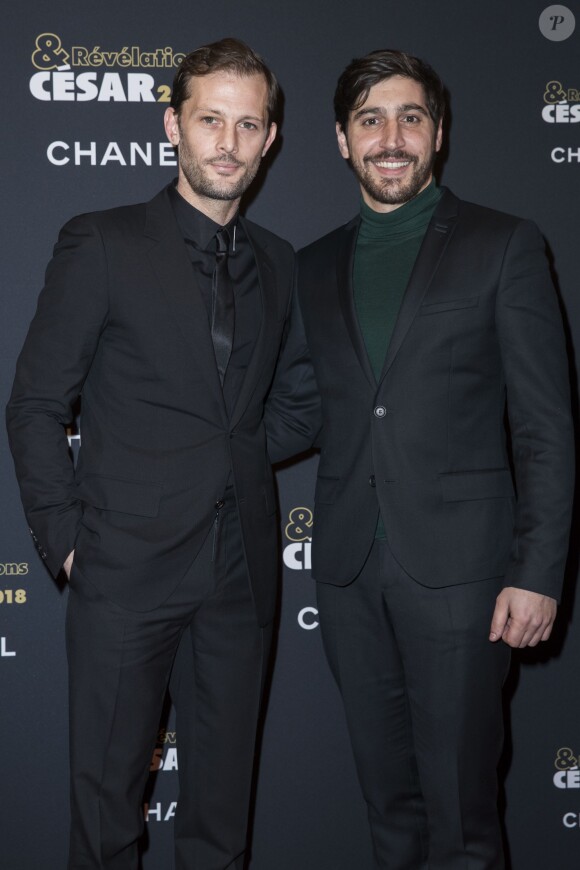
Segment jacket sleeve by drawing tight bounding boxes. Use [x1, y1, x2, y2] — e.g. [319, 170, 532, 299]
[5, 214, 109, 577]
[496, 218, 574, 601]
[264, 266, 321, 464]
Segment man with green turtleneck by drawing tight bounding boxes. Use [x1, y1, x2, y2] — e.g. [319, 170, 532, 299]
[298, 50, 573, 869]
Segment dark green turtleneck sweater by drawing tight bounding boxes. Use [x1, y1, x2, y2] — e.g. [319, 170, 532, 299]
[353, 180, 442, 538]
[354, 179, 442, 381]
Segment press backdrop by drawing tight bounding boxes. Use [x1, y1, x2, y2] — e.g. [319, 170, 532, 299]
[1, 2, 579, 868]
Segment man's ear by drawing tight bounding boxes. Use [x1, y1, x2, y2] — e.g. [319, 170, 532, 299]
[261, 122, 277, 157]
[164, 107, 180, 147]
[435, 119, 443, 154]
[336, 122, 350, 160]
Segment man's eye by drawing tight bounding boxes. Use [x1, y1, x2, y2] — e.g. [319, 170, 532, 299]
[240, 122, 258, 130]
[201, 116, 218, 125]
[402, 115, 419, 123]
[362, 117, 379, 126]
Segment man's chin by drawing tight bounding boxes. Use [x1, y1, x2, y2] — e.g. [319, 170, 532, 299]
[195, 181, 246, 202]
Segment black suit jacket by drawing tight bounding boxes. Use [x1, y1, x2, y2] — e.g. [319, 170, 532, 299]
[7, 185, 319, 625]
[298, 188, 574, 601]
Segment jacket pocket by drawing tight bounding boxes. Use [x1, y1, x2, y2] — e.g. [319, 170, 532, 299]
[420, 296, 479, 315]
[440, 468, 514, 502]
[75, 474, 162, 517]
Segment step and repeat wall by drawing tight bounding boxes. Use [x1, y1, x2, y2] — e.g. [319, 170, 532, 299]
[1, 2, 579, 868]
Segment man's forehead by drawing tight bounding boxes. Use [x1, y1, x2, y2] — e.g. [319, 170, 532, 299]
[186, 70, 267, 96]
[355, 75, 428, 110]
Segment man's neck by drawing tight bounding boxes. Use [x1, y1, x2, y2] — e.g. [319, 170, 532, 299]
[175, 178, 239, 226]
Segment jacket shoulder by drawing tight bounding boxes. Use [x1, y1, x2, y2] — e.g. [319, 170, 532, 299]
[60, 200, 148, 240]
[299, 217, 358, 261]
[442, 189, 534, 235]
[242, 218, 294, 259]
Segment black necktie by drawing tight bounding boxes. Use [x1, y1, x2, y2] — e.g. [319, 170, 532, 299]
[211, 228, 235, 386]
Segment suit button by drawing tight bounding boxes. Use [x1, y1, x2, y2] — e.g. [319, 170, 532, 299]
[215, 499, 225, 510]
[374, 406, 387, 418]
[369, 475, 376, 487]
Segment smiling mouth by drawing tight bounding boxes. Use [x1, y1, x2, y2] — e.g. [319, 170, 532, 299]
[365, 151, 416, 171]
[373, 160, 411, 169]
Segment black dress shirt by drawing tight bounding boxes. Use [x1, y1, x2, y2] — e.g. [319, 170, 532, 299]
[169, 184, 262, 414]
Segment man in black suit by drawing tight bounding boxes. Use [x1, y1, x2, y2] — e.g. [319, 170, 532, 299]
[6, 38, 318, 870]
[298, 49, 574, 869]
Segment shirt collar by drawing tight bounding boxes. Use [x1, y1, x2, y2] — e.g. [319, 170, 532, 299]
[169, 182, 238, 252]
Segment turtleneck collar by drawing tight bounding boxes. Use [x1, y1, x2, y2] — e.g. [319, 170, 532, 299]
[358, 179, 442, 242]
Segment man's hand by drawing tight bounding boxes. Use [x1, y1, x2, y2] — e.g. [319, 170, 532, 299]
[489, 586, 557, 648]
[63, 550, 75, 580]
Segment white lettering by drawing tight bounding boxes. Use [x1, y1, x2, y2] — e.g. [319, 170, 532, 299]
[1, 638, 16, 657]
[283, 542, 312, 570]
[76, 72, 99, 102]
[144, 802, 162, 821]
[47, 141, 176, 168]
[127, 73, 156, 102]
[298, 606, 319, 630]
[101, 142, 126, 165]
[98, 72, 126, 102]
[29, 71, 157, 102]
[52, 71, 76, 101]
[555, 771, 567, 788]
[553, 146, 580, 162]
[160, 143, 177, 166]
[150, 746, 179, 771]
[130, 142, 152, 165]
[554, 770, 580, 789]
[542, 103, 580, 123]
[75, 142, 97, 165]
[47, 141, 69, 165]
[144, 801, 178, 821]
[563, 812, 578, 828]
[29, 71, 51, 100]
[162, 747, 178, 771]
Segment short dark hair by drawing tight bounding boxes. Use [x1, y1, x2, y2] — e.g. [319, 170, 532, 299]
[334, 49, 445, 131]
[170, 37, 279, 124]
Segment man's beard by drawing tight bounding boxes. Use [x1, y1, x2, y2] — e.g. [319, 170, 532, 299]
[178, 141, 260, 203]
[353, 148, 436, 206]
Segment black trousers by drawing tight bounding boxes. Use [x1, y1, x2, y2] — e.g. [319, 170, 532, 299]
[66, 500, 268, 870]
[317, 538, 511, 870]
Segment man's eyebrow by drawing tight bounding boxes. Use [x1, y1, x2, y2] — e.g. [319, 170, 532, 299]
[195, 105, 225, 116]
[399, 103, 429, 116]
[195, 106, 265, 123]
[352, 103, 429, 120]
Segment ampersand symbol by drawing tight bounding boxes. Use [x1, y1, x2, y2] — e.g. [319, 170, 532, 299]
[544, 80, 567, 104]
[285, 507, 313, 542]
[32, 33, 69, 70]
[555, 747, 577, 771]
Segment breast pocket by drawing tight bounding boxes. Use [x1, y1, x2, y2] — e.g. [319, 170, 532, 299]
[419, 296, 479, 315]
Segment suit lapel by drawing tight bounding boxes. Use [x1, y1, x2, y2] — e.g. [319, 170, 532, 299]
[337, 216, 376, 389]
[144, 187, 228, 421]
[379, 188, 459, 380]
[229, 217, 279, 428]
